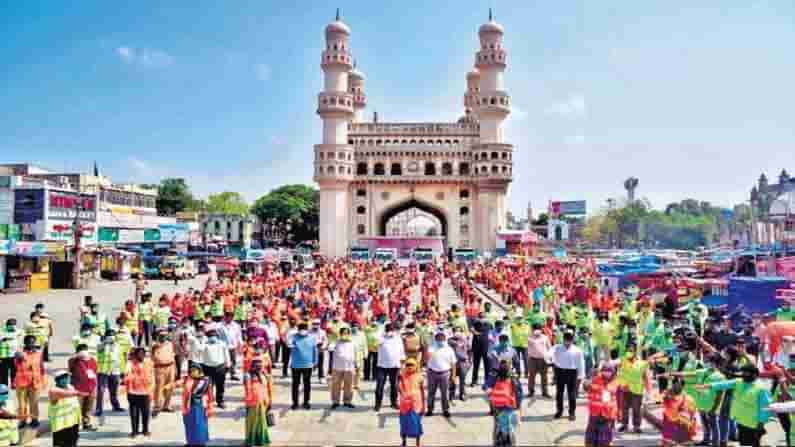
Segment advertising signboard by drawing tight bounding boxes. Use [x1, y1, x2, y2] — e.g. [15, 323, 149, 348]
[145, 229, 161, 242]
[549, 200, 587, 217]
[118, 229, 146, 243]
[158, 224, 189, 242]
[98, 228, 119, 243]
[41, 221, 96, 245]
[48, 191, 96, 221]
[14, 189, 45, 223]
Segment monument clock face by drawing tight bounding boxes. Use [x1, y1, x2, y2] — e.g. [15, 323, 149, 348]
[407, 161, 419, 173]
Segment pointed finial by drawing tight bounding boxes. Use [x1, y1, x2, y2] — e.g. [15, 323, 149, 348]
[336, 8, 340, 21]
[353, 59, 357, 69]
[489, 8, 493, 21]
[93, 161, 99, 177]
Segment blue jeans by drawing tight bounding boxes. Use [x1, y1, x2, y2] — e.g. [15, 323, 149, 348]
[700, 411, 719, 446]
[95, 373, 121, 415]
[719, 392, 737, 443]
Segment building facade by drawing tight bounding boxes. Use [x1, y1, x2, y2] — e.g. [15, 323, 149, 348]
[199, 213, 257, 253]
[314, 12, 513, 258]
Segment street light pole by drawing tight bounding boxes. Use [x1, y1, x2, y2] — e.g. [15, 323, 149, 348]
[72, 202, 84, 289]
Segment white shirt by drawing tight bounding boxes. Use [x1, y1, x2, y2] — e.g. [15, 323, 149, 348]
[377, 334, 405, 369]
[262, 322, 278, 347]
[310, 329, 328, 350]
[550, 344, 586, 380]
[187, 334, 205, 364]
[426, 343, 456, 372]
[202, 340, 230, 367]
[222, 322, 243, 350]
[332, 340, 356, 371]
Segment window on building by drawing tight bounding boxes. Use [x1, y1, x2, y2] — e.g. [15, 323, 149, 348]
[390, 163, 402, 175]
[442, 162, 453, 175]
[459, 163, 470, 175]
[374, 163, 385, 175]
[356, 162, 367, 175]
[491, 152, 499, 160]
[460, 189, 470, 199]
[424, 162, 436, 176]
[356, 206, 366, 215]
[356, 189, 366, 197]
[491, 165, 499, 174]
[357, 224, 366, 235]
[460, 206, 470, 216]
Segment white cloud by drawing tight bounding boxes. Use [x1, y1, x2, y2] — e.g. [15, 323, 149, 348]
[255, 63, 272, 81]
[116, 46, 175, 68]
[564, 134, 586, 145]
[545, 93, 586, 118]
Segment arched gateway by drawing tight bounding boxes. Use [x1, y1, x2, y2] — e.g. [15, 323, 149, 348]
[314, 12, 513, 258]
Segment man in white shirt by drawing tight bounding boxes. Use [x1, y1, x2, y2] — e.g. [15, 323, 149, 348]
[221, 314, 243, 381]
[202, 329, 231, 408]
[425, 331, 457, 418]
[550, 331, 585, 421]
[261, 315, 279, 365]
[375, 323, 405, 411]
[310, 320, 329, 384]
[330, 326, 356, 409]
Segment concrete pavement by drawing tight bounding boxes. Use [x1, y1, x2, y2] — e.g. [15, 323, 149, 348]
[3, 275, 785, 446]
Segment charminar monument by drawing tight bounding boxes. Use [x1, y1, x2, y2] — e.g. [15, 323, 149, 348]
[314, 10, 513, 258]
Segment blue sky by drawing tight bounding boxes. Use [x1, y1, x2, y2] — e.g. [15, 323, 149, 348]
[2, 1, 794, 215]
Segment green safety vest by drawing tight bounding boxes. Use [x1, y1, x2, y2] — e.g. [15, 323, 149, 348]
[153, 306, 171, 328]
[24, 323, 48, 347]
[511, 323, 530, 348]
[592, 321, 613, 348]
[693, 369, 724, 413]
[364, 327, 380, 352]
[234, 302, 251, 321]
[731, 382, 768, 429]
[0, 418, 18, 447]
[138, 303, 153, 322]
[620, 360, 648, 395]
[210, 300, 224, 318]
[0, 329, 19, 359]
[451, 316, 468, 334]
[48, 395, 81, 433]
[194, 303, 207, 320]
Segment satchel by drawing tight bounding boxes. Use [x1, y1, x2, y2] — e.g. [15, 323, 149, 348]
[266, 410, 276, 427]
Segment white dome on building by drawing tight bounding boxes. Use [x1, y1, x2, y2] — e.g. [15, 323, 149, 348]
[326, 20, 351, 36]
[466, 69, 481, 80]
[349, 67, 365, 81]
[479, 20, 504, 35]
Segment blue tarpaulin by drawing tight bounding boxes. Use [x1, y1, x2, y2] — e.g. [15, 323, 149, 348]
[726, 276, 790, 314]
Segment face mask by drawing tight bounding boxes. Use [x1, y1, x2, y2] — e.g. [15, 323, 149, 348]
[6, 325, 14, 332]
[298, 330, 308, 336]
[533, 330, 542, 336]
[208, 336, 218, 343]
[55, 377, 70, 388]
[81, 330, 91, 337]
[340, 335, 352, 342]
[0, 394, 7, 405]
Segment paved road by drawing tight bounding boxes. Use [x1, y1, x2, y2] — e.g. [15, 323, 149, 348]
[3, 276, 785, 446]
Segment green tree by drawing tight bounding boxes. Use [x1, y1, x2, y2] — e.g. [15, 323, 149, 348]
[156, 178, 196, 215]
[251, 185, 319, 243]
[206, 191, 249, 215]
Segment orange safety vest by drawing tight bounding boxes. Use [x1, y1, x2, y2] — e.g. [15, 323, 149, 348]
[14, 351, 44, 390]
[182, 377, 214, 417]
[490, 379, 517, 409]
[398, 372, 423, 414]
[125, 359, 153, 395]
[587, 376, 618, 420]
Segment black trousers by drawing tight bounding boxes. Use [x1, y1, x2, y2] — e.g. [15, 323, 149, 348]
[128, 394, 151, 434]
[471, 348, 488, 384]
[282, 345, 292, 377]
[52, 425, 79, 447]
[514, 347, 529, 377]
[364, 352, 378, 381]
[554, 367, 577, 416]
[375, 367, 399, 408]
[291, 367, 312, 406]
[202, 364, 227, 405]
[0, 357, 15, 387]
[317, 351, 326, 379]
[737, 423, 763, 447]
[137, 321, 152, 347]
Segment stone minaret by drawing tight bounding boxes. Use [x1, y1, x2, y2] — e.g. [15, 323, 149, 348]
[314, 10, 355, 257]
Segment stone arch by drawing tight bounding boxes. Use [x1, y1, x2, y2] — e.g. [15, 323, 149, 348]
[377, 198, 448, 238]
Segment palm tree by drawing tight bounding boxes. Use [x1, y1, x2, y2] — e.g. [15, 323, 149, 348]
[624, 177, 639, 203]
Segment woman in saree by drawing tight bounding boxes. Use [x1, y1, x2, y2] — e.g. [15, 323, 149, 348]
[182, 363, 213, 446]
[244, 358, 273, 447]
[398, 358, 426, 447]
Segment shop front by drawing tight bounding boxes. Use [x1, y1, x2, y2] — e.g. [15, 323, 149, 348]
[496, 230, 539, 257]
[2, 241, 65, 293]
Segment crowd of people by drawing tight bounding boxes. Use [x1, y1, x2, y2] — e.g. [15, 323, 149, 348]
[0, 256, 795, 446]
